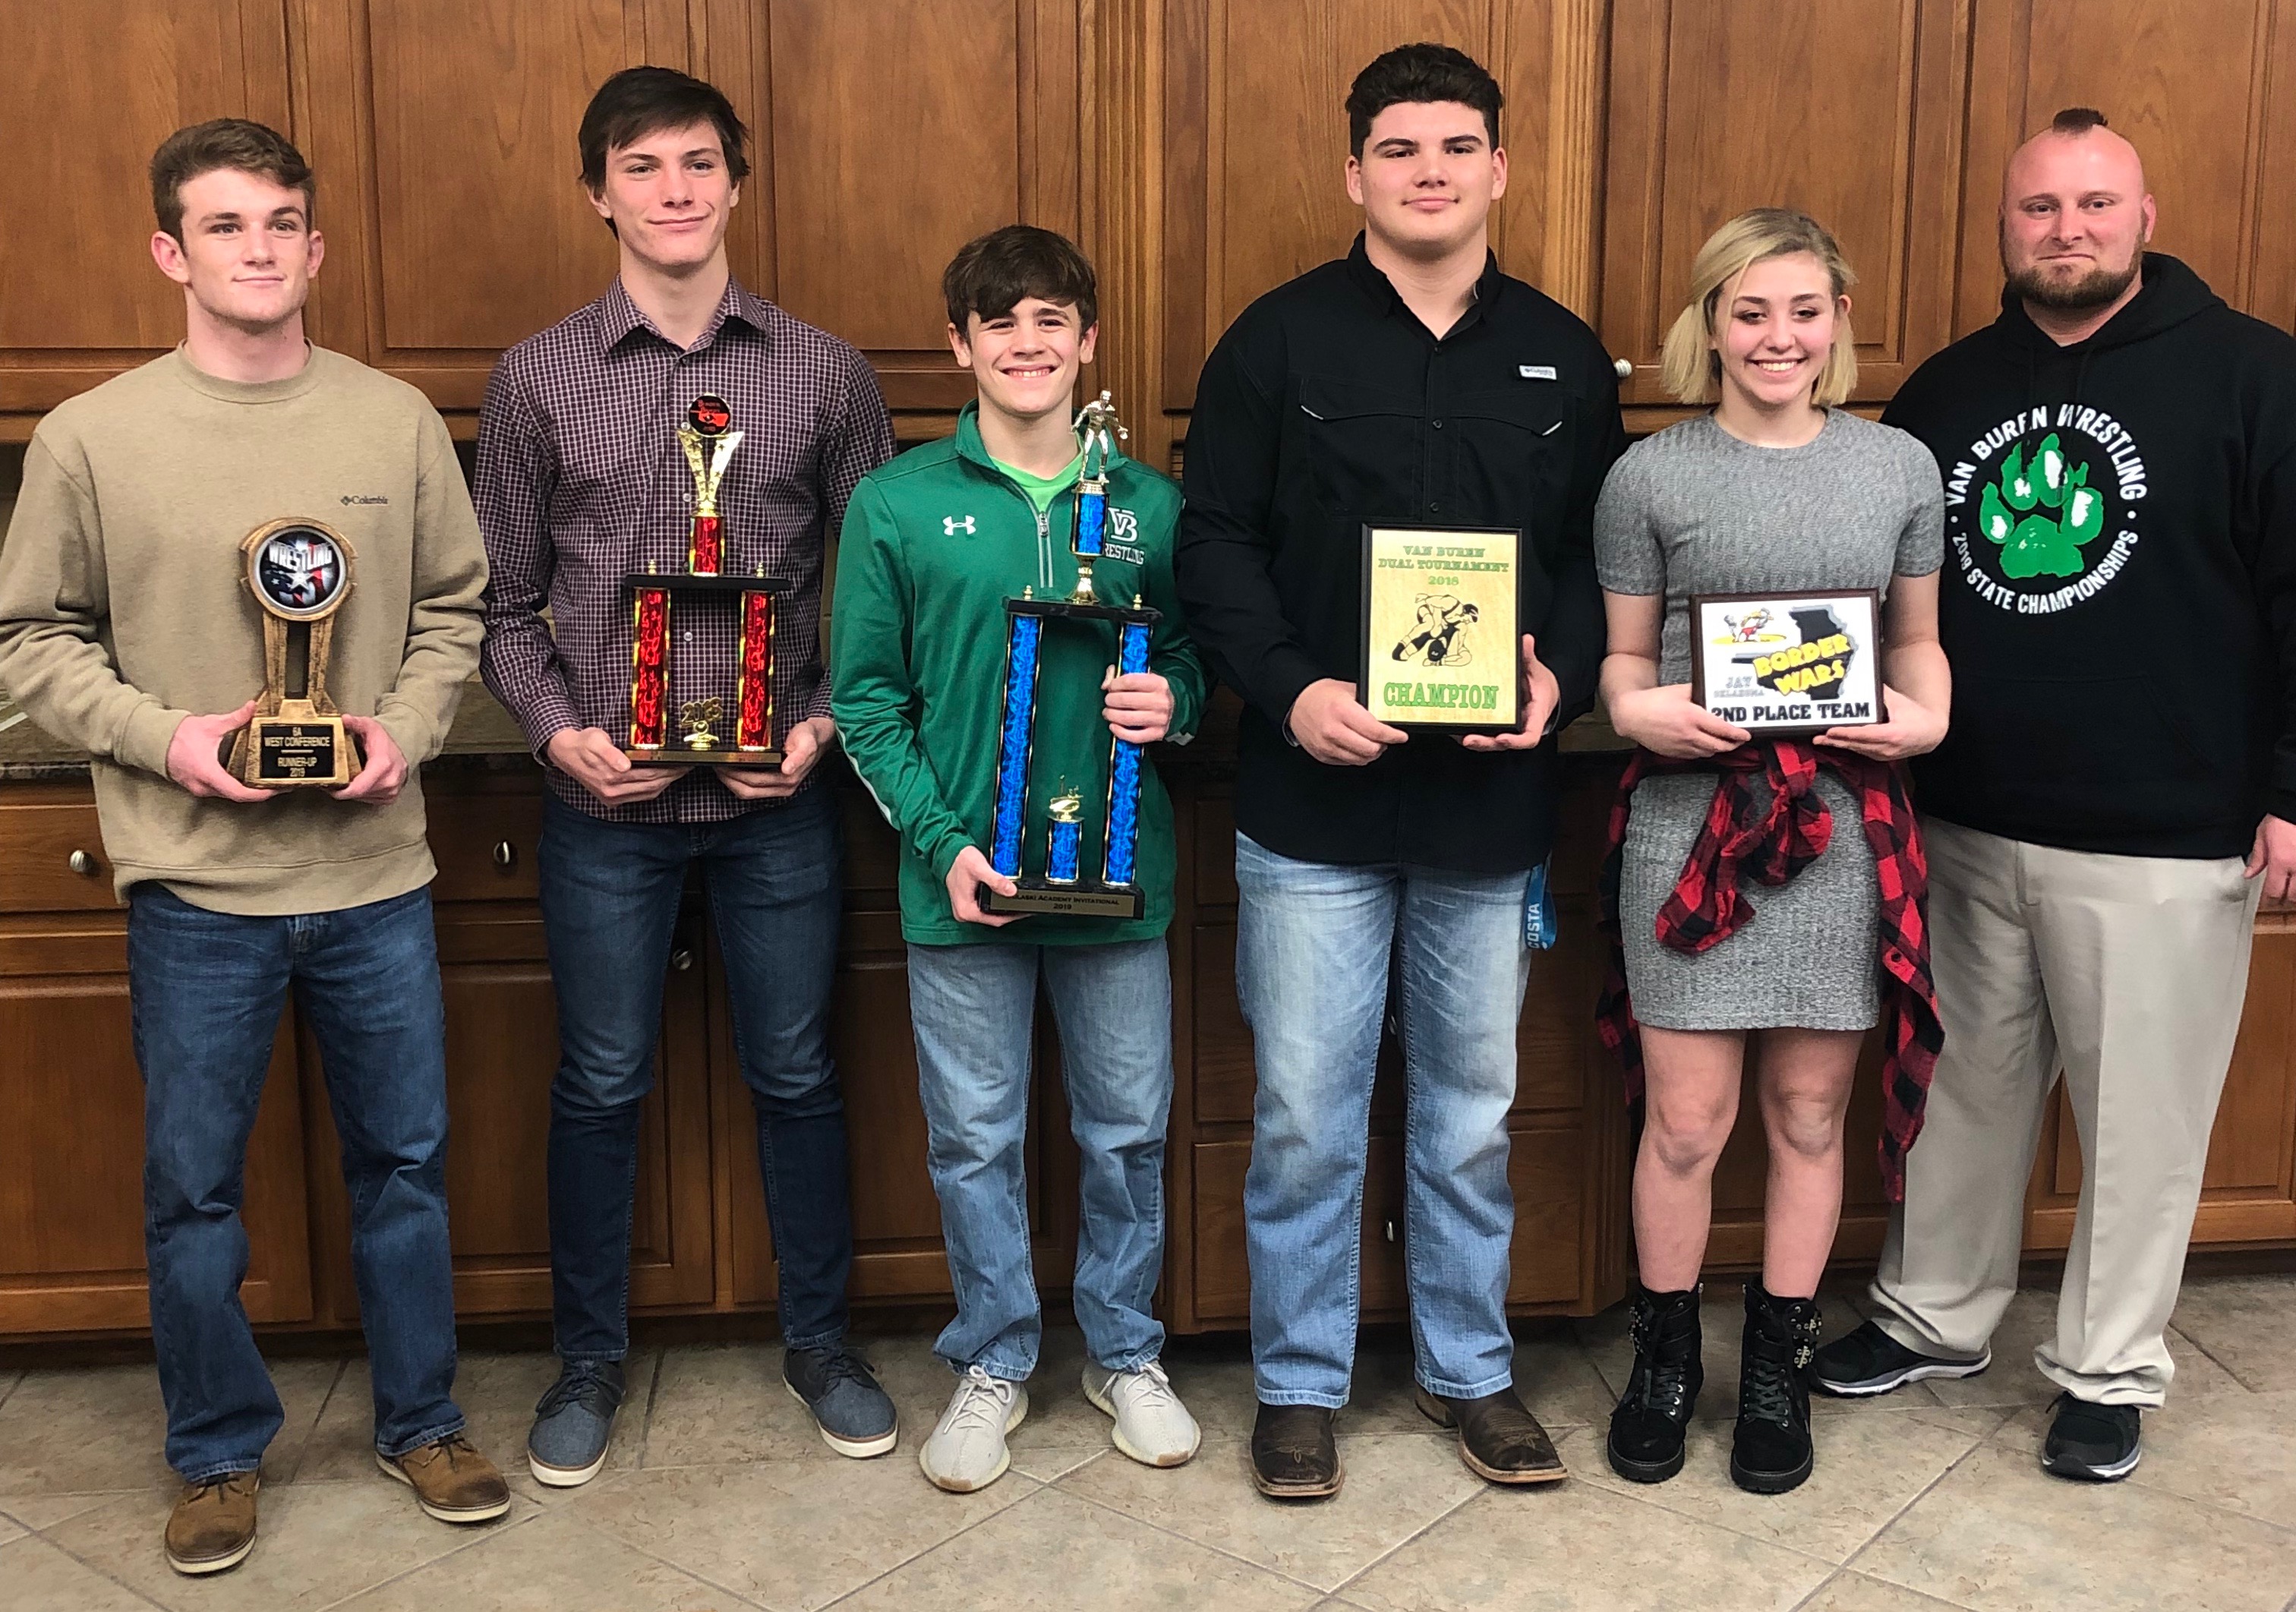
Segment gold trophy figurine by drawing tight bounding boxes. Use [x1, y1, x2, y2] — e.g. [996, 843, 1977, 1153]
[232, 518, 361, 787]
[679, 697, 724, 751]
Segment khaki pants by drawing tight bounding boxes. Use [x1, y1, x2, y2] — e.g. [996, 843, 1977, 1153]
[1869, 815, 2260, 1406]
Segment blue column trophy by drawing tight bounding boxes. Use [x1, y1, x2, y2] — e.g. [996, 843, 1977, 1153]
[980, 392, 1156, 918]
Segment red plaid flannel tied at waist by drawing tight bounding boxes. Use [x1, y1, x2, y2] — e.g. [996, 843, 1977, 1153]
[1593, 740, 1943, 1201]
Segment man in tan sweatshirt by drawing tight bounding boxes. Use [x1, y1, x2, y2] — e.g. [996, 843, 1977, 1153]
[0, 119, 508, 1575]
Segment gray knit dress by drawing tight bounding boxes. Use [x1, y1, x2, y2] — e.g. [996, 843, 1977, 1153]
[1592, 412, 1944, 1030]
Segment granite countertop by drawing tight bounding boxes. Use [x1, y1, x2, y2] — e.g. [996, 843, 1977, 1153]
[0, 680, 1628, 784]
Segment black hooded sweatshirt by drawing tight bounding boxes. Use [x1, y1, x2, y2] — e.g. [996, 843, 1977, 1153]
[1881, 253, 2296, 857]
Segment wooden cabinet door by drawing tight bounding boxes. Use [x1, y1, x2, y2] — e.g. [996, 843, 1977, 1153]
[289, 0, 686, 412]
[298, 897, 714, 1323]
[1957, 0, 2296, 337]
[0, 0, 290, 423]
[1599, 0, 1970, 409]
[702, 0, 1086, 439]
[0, 926, 311, 1335]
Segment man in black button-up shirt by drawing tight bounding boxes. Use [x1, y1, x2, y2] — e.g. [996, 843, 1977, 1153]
[1175, 43, 1625, 1499]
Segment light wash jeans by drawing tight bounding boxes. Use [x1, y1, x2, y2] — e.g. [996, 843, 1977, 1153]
[1235, 833, 1531, 1407]
[906, 936, 1173, 1380]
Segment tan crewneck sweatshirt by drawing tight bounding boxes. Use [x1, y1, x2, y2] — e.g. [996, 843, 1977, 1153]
[0, 345, 487, 914]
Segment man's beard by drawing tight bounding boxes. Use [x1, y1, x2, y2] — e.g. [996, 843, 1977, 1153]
[2003, 251, 2141, 311]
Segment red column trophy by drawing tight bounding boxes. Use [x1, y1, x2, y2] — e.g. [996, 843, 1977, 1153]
[625, 394, 790, 765]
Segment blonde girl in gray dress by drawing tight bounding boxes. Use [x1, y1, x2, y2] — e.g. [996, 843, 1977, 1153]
[1592, 210, 1951, 1495]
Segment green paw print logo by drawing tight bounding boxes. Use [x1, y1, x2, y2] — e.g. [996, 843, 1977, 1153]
[1977, 433, 2105, 579]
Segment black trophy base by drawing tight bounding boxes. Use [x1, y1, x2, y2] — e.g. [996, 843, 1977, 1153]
[624, 746, 784, 769]
[242, 710, 359, 788]
[980, 879, 1145, 919]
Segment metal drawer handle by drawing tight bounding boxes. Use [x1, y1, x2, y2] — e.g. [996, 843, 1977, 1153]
[492, 840, 516, 871]
[68, 849, 96, 876]
[670, 948, 695, 972]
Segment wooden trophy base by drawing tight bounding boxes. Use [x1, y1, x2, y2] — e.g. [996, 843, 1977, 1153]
[980, 879, 1144, 919]
[236, 699, 361, 788]
[623, 746, 784, 769]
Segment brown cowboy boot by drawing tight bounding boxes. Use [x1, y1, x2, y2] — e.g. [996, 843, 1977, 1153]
[1415, 1383, 1567, 1484]
[1250, 1402, 1342, 1498]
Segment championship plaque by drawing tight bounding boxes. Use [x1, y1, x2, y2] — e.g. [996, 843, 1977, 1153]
[1359, 523, 1523, 733]
[1689, 589, 1884, 735]
[231, 518, 361, 788]
[979, 393, 1156, 920]
[624, 394, 790, 766]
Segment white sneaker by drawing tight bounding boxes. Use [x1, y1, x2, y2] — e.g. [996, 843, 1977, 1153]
[1084, 1358, 1201, 1468]
[919, 1364, 1029, 1493]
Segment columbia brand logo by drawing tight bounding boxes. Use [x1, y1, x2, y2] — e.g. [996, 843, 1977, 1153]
[944, 515, 976, 535]
[340, 494, 389, 506]
[1519, 364, 1557, 381]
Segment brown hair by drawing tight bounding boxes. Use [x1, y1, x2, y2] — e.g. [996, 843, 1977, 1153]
[150, 119, 314, 242]
[2050, 106, 2109, 134]
[579, 66, 751, 193]
[942, 226, 1098, 335]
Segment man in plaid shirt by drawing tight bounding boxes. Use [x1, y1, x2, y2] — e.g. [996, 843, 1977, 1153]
[475, 67, 897, 1484]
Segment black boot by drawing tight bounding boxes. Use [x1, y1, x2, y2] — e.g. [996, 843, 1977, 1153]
[1731, 1282, 1821, 1494]
[1607, 1284, 1703, 1483]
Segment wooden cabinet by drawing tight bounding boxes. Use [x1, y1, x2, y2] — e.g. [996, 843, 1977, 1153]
[2, 758, 2294, 1341]
[289, 0, 680, 412]
[1699, 897, 2296, 1271]
[0, 0, 292, 418]
[0, 787, 312, 1336]
[1598, 0, 1970, 408]
[1955, 0, 2296, 339]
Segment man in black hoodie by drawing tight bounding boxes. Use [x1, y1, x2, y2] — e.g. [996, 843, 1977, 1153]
[1811, 109, 2296, 1481]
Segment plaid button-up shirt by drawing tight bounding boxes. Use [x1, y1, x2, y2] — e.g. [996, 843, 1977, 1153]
[475, 277, 895, 822]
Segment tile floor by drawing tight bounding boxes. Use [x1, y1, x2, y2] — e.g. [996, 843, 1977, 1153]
[0, 1273, 2290, 1611]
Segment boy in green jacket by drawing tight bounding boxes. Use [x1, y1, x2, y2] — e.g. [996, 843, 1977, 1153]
[833, 226, 1206, 1492]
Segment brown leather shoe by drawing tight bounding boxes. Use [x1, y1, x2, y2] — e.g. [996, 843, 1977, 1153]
[164, 1472, 259, 1576]
[377, 1434, 512, 1522]
[1250, 1402, 1342, 1498]
[1416, 1385, 1567, 1484]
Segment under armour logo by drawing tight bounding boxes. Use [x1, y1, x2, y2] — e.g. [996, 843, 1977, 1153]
[944, 516, 976, 535]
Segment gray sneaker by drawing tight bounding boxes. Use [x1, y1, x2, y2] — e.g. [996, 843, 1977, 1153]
[783, 1345, 898, 1458]
[919, 1365, 1028, 1493]
[527, 1359, 624, 1487]
[1084, 1358, 1200, 1468]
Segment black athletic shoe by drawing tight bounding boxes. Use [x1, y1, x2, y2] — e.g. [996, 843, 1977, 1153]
[1810, 1320, 1991, 1398]
[2042, 1393, 2141, 1481]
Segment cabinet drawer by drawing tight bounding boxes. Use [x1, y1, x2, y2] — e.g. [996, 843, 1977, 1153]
[0, 803, 119, 913]
[424, 793, 544, 902]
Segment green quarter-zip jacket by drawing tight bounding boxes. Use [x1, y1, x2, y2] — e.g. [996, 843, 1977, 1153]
[832, 402, 1206, 945]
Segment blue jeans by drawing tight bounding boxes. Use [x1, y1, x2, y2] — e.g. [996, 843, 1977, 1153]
[905, 936, 1172, 1380]
[538, 787, 850, 1358]
[1235, 833, 1530, 1407]
[128, 883, 464, 1483]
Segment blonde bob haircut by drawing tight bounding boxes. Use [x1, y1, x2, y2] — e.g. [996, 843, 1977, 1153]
[1658, 208, 1858, 407]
